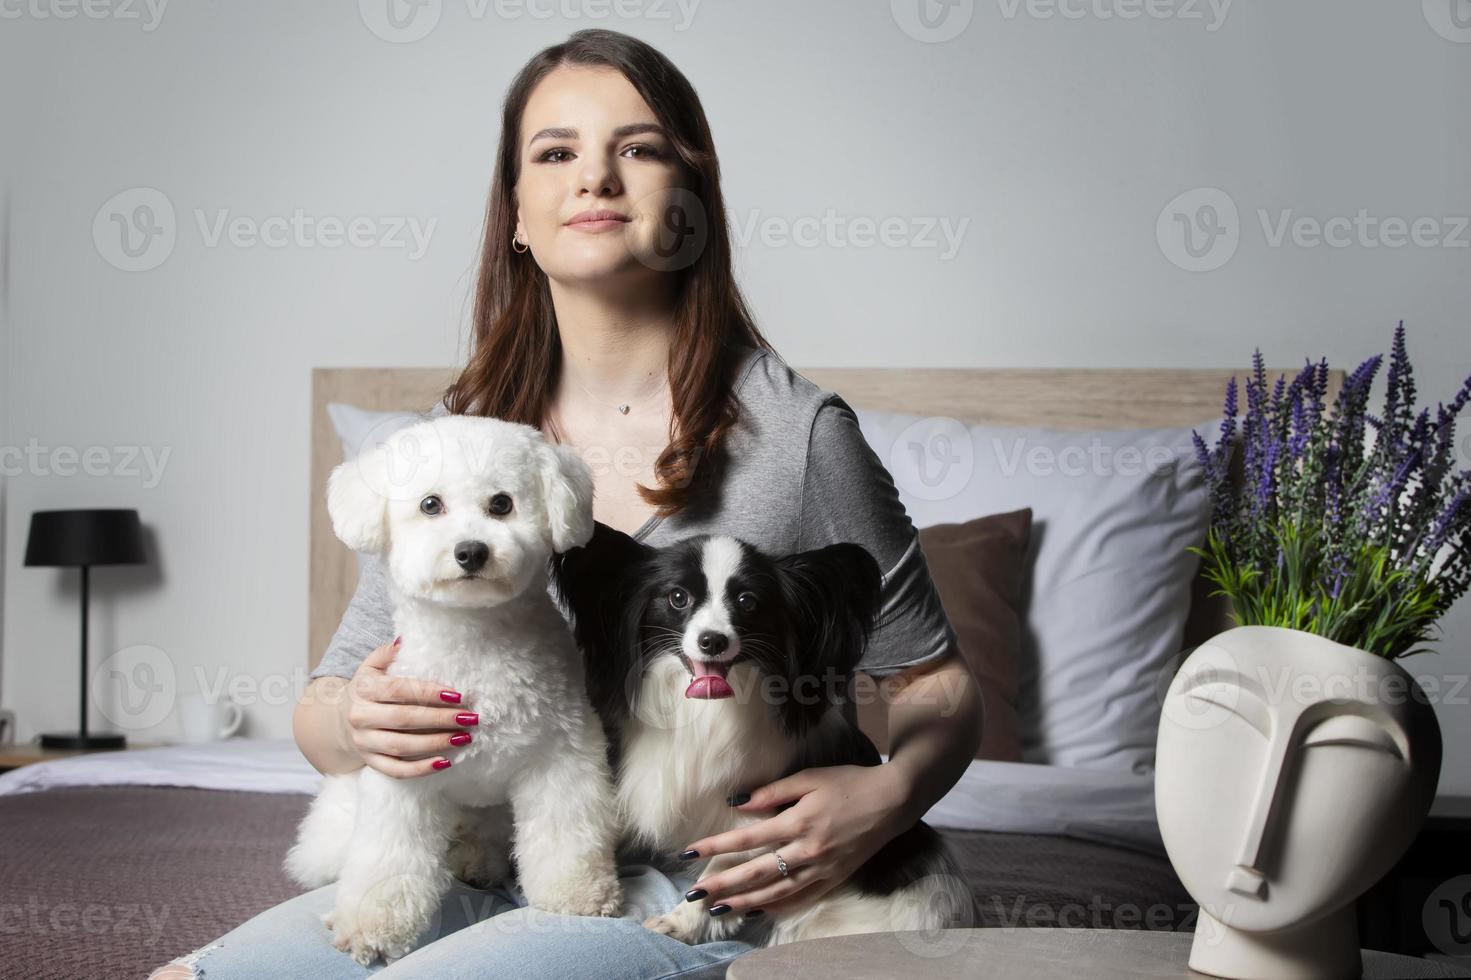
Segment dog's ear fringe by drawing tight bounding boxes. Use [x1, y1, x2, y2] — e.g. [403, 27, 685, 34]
[774, 543, 885, 675]
[549, 521, 652, 721]
[325, 448, 390, 553]
[537, 441, 596, 554]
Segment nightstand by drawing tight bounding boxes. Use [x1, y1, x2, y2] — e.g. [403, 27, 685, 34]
[0, 741, 162, 774]
[1359, 794, 1471, 960]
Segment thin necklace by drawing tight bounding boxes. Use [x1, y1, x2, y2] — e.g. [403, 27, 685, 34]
[563, 369, 670, 416]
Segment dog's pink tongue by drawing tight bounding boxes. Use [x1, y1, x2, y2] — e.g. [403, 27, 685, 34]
[685, 661, 734, 700]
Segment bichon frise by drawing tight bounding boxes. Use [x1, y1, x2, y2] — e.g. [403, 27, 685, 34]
[285, 413, 623, 965]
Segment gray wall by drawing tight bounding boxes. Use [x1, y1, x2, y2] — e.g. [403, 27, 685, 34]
[2, 0, 1469, 788]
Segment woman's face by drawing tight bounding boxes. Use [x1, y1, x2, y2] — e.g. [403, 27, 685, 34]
[514, 65, 687, 287]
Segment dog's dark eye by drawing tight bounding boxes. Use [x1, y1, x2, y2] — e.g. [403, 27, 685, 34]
[419, 495, 443, 516]
[487, 493, 512, 516]
[669, 588, 689, 610]
[736, 592, 757, 613]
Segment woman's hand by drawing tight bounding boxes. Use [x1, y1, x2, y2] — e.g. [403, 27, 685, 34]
[676, 763, 916, 916]
[343, 637, 479, 779]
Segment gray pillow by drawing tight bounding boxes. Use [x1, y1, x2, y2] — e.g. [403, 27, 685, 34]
[851, 408, 1220, 774]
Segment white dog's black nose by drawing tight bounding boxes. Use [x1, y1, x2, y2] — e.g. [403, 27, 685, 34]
[697, 631, 728, 655]
[454, 540, 490, 573]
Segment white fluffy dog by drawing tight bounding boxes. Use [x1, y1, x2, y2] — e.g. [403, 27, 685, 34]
[285, 414, 624, 965]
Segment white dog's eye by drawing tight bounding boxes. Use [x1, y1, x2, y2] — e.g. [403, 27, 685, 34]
[487, 493, 513, 516]
[669, 588, 689, 610]
[419, 495, 444, 516]
[736, 592, 757, 613]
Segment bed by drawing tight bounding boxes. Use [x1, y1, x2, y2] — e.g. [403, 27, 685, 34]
[0, 364, 1323, 979]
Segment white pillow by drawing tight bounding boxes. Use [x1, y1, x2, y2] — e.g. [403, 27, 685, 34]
[325, 400, 449, 463]
[851, 408, 1219, 774]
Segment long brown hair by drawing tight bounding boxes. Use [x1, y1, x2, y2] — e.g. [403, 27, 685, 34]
[442, 29, 774, 519]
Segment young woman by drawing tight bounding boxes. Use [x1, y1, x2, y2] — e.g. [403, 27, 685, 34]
[155, 28, 981, 979]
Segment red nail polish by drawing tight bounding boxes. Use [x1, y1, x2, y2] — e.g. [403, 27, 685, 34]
[450, 733, 471, 746]
[393, 635, 403, 648]
[440, 690, 462, 704]
[432, 758, 452, 770]
[455, 712, 479, 727]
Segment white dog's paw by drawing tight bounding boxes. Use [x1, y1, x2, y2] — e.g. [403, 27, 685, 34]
[330, 881, 432, 966]
[530, 872, 624, 918]
[642, 911, 701, 945]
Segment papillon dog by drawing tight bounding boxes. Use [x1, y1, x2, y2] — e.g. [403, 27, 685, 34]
[548, 522, 975, 947]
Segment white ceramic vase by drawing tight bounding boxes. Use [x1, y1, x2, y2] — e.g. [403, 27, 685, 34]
[1156, 625, 1442, 980]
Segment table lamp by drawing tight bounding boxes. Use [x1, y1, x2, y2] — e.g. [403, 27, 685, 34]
[24, 509, 147, 750]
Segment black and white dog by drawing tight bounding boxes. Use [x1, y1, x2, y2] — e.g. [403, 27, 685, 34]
[548, 521, 975, 946]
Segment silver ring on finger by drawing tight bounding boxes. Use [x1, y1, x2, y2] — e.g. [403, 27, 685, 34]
[773, 850, 791, 878]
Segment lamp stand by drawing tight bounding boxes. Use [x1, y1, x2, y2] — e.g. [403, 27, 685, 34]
[40, 565, 126, 751]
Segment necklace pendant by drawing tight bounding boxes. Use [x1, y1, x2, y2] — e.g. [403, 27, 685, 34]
[617, 404, 630, 415]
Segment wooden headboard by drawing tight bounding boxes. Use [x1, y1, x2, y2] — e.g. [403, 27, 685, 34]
[308, 366, 1343, 670]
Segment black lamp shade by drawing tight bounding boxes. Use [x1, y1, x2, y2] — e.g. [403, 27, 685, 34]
[24, 509, 146, 567]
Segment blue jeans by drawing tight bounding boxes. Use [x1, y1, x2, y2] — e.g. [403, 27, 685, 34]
[171, 864, 756, 979]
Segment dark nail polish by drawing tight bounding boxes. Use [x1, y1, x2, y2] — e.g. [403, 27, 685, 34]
[745, 909, 764, 918]
[456, 712, 479, 726]
[726, 792, 750, 807]
[683, 888, 707, 902]
[678, 849, 699, 860]
[440, 690, 462, 704]
[449, 733, 472, 746]
[708, 904, 731, 917]
[432, 758, 452, 771]
[393, 635, 403, 648]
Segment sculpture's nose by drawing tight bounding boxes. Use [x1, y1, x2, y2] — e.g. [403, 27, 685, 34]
[454, 540, 490, 573]
[1226, 735, 1292, 900]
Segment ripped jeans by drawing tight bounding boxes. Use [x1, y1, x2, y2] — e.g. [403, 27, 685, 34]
[162, 864, 756, 980]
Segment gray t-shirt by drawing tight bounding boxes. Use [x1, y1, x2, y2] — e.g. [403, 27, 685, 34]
[312, 345, 960, 681]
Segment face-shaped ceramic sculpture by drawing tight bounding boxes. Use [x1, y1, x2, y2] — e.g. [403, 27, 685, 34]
[1157, 626, 1441, 944]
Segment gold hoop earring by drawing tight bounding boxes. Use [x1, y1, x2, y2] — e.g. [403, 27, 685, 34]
[512, 234, 529, 254]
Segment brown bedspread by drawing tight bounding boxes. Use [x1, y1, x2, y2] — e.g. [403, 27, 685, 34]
[0, 787, 1192, 980]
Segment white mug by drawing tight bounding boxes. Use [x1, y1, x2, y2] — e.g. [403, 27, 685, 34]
[177, 693, 243, 743]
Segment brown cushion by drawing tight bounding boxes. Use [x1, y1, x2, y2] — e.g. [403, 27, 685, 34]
[857, 508, 1032, 762]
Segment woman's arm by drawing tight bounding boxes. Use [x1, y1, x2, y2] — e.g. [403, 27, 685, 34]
[877, 650, 984, 823]
[675, 647, 982, 915]
[293, 676, 363, 776]
[294, 638, 482, 779]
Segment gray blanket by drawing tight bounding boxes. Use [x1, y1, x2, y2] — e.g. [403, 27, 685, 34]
[0, 787, 1192, 979]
